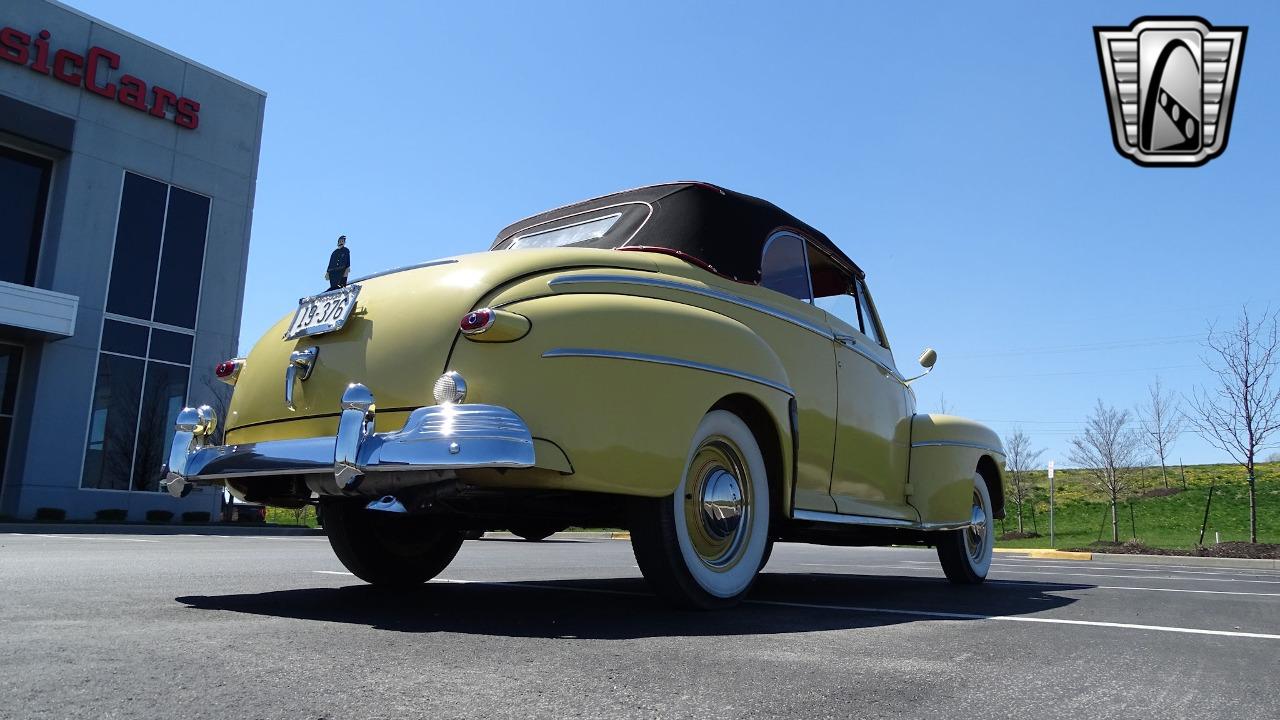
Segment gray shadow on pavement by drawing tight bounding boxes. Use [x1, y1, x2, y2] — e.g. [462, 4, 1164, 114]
[176, 572, 1084, 639]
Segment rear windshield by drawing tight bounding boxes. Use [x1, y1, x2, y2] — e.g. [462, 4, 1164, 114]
[505, 213, 621, 250]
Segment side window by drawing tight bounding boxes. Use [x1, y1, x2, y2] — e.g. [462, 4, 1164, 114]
[806, 243, 861, 332]
[855, 279, 887, 347]
[760, 234, 811, 302]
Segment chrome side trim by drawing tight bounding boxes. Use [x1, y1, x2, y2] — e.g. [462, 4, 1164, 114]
[542, 347, 794, 396]
[792, 508, 974, 532]
[920, 520, 980, 532]
[547, 273, 834, 340]
[835, 335, 905, 382]
[792, 509, 916, 528]
[910, 440, 1003, 455]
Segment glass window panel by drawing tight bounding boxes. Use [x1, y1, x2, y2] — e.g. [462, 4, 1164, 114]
[152, 188, 210, 328]
[81, 353, 144, 490]
[149, 330, 193, 365]
[508, 214, 620, 250]
[0, 416, 11, 497]
[132, 362, 189, 492]
[106, 173, 168, 320]
[805, 243, 861, 332]
[101, 319, 149, 357]
[760, 234, 811, 302]
[0, 344, 21, 415]
[0, 146, 52, 286]
[856, 280, 887, 347]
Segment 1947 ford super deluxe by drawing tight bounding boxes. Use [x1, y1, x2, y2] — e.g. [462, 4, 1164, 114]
[164, 182, 1006, 609]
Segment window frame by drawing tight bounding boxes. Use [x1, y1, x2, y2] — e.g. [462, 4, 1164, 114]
[854, 278, 890, 349]
[759, 230, 816, 304]
[0, 142, 56, 287]
[78, 168, 208, 494]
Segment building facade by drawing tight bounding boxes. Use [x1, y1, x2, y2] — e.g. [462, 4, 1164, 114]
[0, 0, 264, 520]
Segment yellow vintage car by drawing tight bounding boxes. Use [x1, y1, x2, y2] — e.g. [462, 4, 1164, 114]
[164, 182, 1006, 608]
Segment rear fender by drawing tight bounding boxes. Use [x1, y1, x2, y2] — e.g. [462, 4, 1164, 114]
[445, 292, 794, 501]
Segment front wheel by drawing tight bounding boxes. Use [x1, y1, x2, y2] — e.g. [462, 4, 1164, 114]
[936, 473, 994, 584]
[322, 499, 465, 587]
[630, 410, 772, 609]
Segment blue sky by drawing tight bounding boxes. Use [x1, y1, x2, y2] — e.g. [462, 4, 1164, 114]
[68, 1, 1279, 467]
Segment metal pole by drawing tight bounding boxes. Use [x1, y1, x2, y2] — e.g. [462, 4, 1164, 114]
[1049, 472, 1055, 547]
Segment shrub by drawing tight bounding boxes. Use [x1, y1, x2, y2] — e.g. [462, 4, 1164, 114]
[34, 507, 66, 522]
[145, 510, 174, 523]
[181, 511, 211, 523]
[94, 508, 127, 522]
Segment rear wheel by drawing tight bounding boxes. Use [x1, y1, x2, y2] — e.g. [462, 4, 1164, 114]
[631, 410, 771, 609]
[321, 499, 465, 587]
[936, 473, 994, 584]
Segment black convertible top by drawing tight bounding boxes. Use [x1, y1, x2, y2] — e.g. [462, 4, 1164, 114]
[490, 182, 862, 283]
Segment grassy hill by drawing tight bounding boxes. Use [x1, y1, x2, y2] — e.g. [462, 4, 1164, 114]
[994, 461, 1279, 550]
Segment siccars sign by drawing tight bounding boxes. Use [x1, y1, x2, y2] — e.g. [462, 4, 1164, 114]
[0, 25, 201, 130]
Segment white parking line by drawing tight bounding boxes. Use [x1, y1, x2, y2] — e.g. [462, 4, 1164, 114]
[797, 564, 1280, 597]
[29, 534, 159, 543]
[992, 556, 1280, 576]
[310, 571, 1280, 640]
[823, 561, 1280, 586]
[753, 598, 1280, 640]
[977, 559, 1280, 579]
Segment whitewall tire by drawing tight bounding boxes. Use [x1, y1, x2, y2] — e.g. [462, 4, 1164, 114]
[936, 472, 994, 584]
[631, 410, 772, 609]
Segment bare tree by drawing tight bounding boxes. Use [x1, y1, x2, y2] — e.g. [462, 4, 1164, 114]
[1003, 428, 1043, 534]
[1138, 377, 1184, 489]
[1187, 308, 1280, 543]
[1069, 400, 1145, 543]
[937, 393, 952, 415]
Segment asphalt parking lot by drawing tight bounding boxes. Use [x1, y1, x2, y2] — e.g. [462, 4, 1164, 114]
[2, 532, 1277, 720]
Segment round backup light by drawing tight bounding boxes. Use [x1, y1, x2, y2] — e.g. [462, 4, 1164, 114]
[433, 371, 468, 404]
[460, 308, 495, 334]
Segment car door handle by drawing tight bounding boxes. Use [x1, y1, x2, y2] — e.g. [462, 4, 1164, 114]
[833, 334, 858, 347]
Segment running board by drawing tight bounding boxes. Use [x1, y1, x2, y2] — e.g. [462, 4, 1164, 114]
[791, 509, 972, 532]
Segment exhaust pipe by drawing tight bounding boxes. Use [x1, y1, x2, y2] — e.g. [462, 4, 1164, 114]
[366, 495, 407, 513]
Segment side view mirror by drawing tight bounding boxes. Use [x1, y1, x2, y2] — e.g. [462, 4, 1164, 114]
[904, 347, 937, 384]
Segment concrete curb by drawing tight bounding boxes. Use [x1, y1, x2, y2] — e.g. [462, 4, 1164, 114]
[0, 522, 325, 537]
[994, 548, 1093, 561]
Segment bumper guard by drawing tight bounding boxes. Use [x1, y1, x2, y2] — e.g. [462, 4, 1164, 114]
[162, 383, 535, 498]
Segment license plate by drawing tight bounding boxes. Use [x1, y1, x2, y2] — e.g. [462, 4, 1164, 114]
[283, 285, 362, 340]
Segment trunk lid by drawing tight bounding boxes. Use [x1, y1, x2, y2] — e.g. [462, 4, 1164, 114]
[225, 248, 656, 432]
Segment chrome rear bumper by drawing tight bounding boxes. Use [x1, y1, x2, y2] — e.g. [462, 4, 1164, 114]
[162, 383, 535, 498]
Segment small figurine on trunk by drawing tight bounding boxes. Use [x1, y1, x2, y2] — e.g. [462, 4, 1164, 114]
[326, 235, 350, 291]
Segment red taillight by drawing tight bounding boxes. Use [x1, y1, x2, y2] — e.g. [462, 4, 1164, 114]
[215, 358, 244, 385]
[460, 308, 495, 334]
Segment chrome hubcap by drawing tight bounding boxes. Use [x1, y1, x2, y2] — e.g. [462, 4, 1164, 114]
[701, 469, 744, 539]
[964, 490, 989, 562]
[684, 437, 753, 570]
